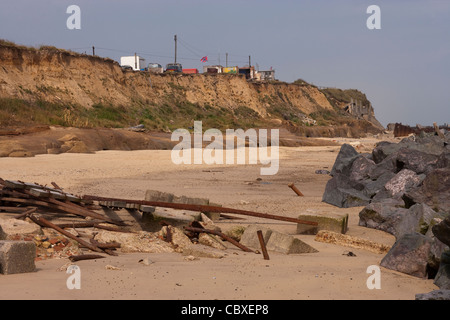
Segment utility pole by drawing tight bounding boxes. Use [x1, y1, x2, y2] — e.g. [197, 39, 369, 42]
[92, 46, 95, 56]
[226, 53, 228, 68]
[249, 55, 251, 67]
[135, 52, 137, 70]
[174, 34, 177, 63]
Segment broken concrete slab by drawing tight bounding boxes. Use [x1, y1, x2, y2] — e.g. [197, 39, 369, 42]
[314, 230, 391, 254]
[239, 225, 273, 250]
[0, 240, 36, 275]
[198, 233, 227, 250]
[240, 225, 317, 254]
[266, 231, 318, 254]
[296, 211, 348, 235]
[0, 218, 43, 240]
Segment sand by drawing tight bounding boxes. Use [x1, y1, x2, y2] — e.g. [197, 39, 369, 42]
[0, 137, 438, 300]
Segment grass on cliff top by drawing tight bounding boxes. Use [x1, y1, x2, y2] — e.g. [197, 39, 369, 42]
[0, 97, 268, 132]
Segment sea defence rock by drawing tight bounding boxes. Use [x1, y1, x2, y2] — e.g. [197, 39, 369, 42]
[296, 212, 348, 235]
[380, 233, 432, 278]
[0, 240, 36, 275]
[434, 251, 450, 290]
[415, 290, 450, 301]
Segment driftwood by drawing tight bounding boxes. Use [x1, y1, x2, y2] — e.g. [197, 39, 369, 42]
[69, 254, 106, 262]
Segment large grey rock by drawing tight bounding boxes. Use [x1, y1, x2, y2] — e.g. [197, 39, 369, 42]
[359, 200, 413, 238]
[415, 290, 450, 300]
[372, 141, 403, 164]
[404, 168, 450, 214]
[380, 233, 432, 279]
[322, 173, 370, 208]
[0, 241, 36, 275]
[384, 169, 425, 198]
[434, 250, 450, 290]
[349, 156, 376, 182]
[330, 144, 360, 177]
[432, 216, 450, 247]
[395, 148, 441, 175]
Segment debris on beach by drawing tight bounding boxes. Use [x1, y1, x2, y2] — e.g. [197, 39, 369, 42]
[0, 178, 320, 274]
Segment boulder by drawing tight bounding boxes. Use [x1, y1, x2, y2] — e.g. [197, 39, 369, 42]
[322, 173, 370, 208]
[349, 156, 376, 182]
[415, 290, 450, 300]
[395, 148, 440, 175]
[384, 169, 425, 198]
[433, 216, 450, 247]
[434, 250, 450, 290]
[380, 233, 432, 278]
[358, 199, 412, 238]
[330, 144, 360, 177]
[404, 168, 450, 214]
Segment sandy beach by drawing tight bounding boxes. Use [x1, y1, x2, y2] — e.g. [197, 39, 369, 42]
[0, 138, 439, 300]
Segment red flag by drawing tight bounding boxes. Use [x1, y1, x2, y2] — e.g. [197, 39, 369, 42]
[200, 56, 208, 63]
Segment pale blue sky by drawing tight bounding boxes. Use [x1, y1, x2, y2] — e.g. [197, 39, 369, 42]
[1, 0, 449, 127]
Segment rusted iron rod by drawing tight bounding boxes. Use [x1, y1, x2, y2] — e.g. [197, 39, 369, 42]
[69, 254, 106, 262]
[14, 207, 37, 220]
[82, 195, 318, 226]
[288, 183, 304, 197]
[184, 226, 256, 253]
[257, 230, 270, 260]
[55, 221, 132, 233]
[27, 213, 104, 253]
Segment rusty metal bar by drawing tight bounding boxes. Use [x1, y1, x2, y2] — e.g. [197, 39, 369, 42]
[82, 195, 318, 226]
[288, 183, 304, 197]
[257, 230, 270, 260]
[27, 213, 104, 253]
[69, 254, 106, 262]
[185, 226, 256, 253]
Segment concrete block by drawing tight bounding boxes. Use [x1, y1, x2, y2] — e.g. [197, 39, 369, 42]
[297, 212, 348, 235]
[142, 209, 201, 228]
[239, 225, 273, 250]
[145, 190, 175, 203]
[266, 231, 318, 254]
[0, 241, 36, 275]
[0, 218, 42, 240]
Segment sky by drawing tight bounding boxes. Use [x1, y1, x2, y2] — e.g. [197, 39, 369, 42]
[0, 0, 449, 127]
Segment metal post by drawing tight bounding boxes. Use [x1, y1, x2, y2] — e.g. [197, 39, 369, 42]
[92, 46, 95, 56]
[174, 35, 177, 63]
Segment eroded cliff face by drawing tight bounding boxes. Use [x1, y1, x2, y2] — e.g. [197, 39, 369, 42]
[0, 43, 383, 135]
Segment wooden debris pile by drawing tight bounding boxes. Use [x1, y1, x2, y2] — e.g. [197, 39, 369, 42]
[0, 178, 126, 260]
[1, 178, 319, 262]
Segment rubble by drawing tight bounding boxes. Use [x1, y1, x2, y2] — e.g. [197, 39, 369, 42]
[314, 230, 391, 254]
